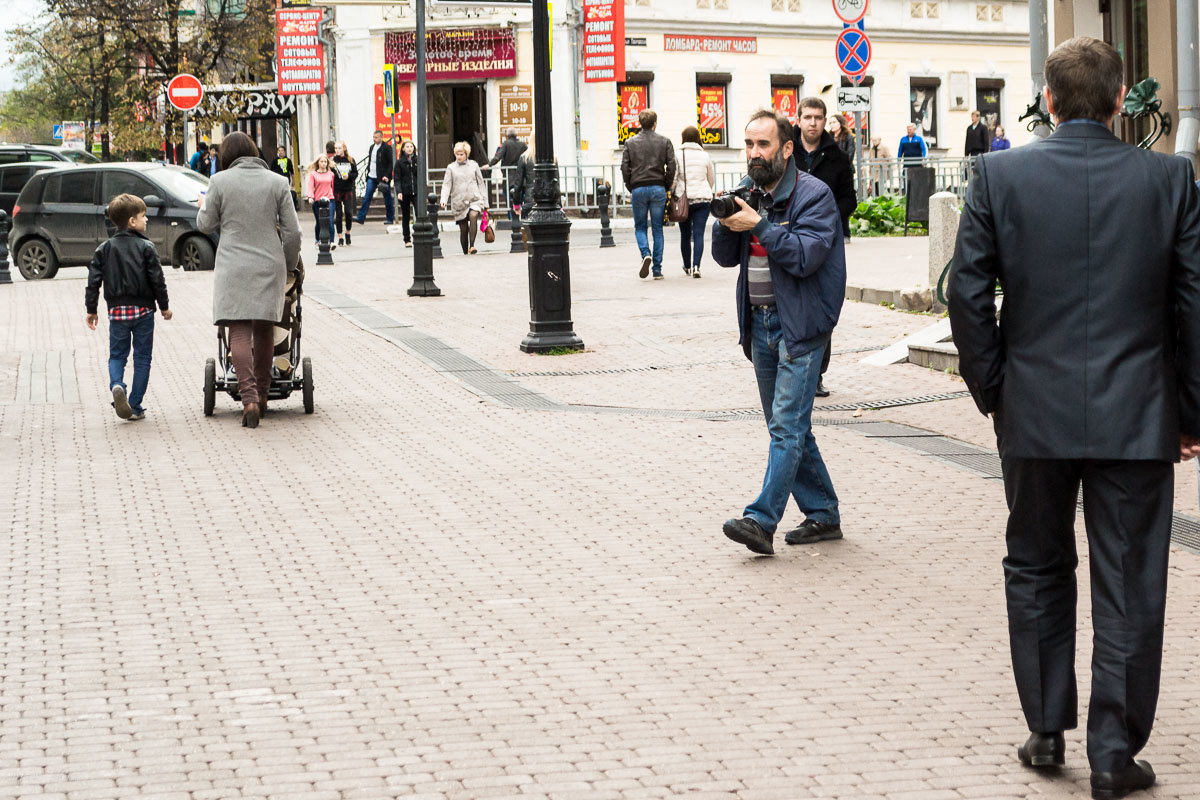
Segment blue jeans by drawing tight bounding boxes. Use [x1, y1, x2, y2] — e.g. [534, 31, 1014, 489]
[678, 202, 711, 270]
[744, 308, 839, 533]
[631, 185, 666, 274]
[355, 177, 394, 224]
[312, 200, 336, 243]
[108, 313, 154, 414]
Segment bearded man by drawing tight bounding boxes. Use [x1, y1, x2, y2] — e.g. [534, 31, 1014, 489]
[712, 109, 847, 557]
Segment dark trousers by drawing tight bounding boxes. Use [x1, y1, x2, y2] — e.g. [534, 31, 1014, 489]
[678, 202, 710, 270]
[334, 190, 354, 234]
[398, 193, 413, 242]
[1000, 456, 1173, 772]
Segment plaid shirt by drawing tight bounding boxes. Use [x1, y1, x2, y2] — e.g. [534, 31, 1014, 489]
[108, 305, 151, 322]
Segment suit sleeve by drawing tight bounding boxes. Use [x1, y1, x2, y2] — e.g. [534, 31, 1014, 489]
[752, 184, 837, 280]
[1173, 165, 1200, 437]
[85, 242, 105, 315]
[947, 157, 1004, 416]
[141, 242, 168, 311]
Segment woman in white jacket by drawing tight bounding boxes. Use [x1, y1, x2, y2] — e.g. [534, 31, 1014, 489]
[672, 127, 715, 278]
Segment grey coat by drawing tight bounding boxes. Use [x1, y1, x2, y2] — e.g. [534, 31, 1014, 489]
[196, 156, 302, 323]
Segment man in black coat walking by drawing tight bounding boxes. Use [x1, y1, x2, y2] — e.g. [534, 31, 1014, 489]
[964, 110, 990, 156]
[949, 37, 1200, 800]
[792, 96, 856, 400]
[489, 129, 527, 220]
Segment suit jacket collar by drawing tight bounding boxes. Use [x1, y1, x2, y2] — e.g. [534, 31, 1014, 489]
[1049, 121, 1118, 141]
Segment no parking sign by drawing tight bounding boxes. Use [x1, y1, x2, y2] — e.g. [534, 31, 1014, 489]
[835, 26, 871, 79]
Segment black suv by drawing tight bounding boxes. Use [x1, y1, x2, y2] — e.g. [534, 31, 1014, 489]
[0, 144, 101, 165]
[10, 163, 216, 280]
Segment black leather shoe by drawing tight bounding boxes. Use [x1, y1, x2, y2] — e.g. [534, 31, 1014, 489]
[814, 380, 831, 398]
[723, 517, 774, 555]
[1017, 732, 1065, 768]
[784, 519, 843, 545]
[1091, 761, 1155, 799]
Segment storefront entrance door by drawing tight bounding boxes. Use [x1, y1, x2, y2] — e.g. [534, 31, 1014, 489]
[428, 84, 487, 170]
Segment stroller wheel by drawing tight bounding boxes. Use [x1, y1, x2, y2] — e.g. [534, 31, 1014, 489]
[204, 358, 216, 416]
[302, 357, 314, 414]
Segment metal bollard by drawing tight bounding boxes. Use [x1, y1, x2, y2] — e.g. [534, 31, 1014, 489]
[597, 182, 616, 248]
[428, 192, 443, 259]
[510, 208, 525, 254]
[316, 202, 334, 265]
[0, 209, 11, 284]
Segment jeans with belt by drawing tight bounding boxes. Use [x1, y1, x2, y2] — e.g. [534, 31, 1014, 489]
[744, 306, 839, 533]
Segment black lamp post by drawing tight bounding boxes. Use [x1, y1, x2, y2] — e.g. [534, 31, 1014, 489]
[408, 0, 441, 297]
[520, 0, 583, 353]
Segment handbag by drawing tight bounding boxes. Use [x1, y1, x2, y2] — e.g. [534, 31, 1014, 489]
[667, 146, 690, 223]
[481, 207, 496, 243]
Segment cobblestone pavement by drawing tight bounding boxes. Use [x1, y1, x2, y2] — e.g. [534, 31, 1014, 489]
[3, 226, 1199, 799]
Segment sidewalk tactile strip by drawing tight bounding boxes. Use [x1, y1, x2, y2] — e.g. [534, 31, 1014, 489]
[12, 351, 80, 405]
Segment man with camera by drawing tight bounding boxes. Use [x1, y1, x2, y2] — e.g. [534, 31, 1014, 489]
[712, 110, 847, 556]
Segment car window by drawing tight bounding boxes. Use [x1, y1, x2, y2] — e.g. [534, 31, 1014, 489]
[61, 149, 100, 163]
[29, 153, 56, 162]
[43, 171, 97, 204]
[146, 166, 207, 203]
[0, 167, 33, 193]
[103, 171, 156, 202]
[0, 152, 24, 164]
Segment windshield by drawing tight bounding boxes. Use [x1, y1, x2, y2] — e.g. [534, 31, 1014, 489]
[60, 149, 100, 163]
[146, 165, 209, 203]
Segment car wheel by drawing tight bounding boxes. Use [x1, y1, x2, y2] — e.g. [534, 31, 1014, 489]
[15, 238, 59, 280]
[180, 236, 215, 271]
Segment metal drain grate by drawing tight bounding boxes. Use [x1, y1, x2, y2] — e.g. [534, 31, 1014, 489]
[816, 390, 972, 411]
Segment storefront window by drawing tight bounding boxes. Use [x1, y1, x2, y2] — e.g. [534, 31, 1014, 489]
[772, 85, 800, 125]
[618, 82, 649, 145]
[696, 84, 727, 146]
[910, 79, 940, 147]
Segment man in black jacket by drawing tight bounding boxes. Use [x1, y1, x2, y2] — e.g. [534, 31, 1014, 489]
[949, 37, 1200, 800]
[621, 109, 677, 279]
[355, 129, 394, 225]
[489, 129, 527, 220]
[964, 110, 990, 156]
[792, 96, 856, 399]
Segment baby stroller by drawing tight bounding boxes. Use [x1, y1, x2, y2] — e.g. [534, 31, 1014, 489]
[203, 257, 314, 415]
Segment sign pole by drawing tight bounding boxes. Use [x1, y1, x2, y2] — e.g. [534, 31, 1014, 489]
[408, 0, 441, 297]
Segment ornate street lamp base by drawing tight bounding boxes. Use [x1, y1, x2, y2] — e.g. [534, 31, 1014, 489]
[408, 219, 441, 297]
[520, 327, 584, 353]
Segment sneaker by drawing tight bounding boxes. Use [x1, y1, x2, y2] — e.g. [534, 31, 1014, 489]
[815, 380, 831, 398]
[129, 411, 146, 421]
[683, 265, 692, 276]
[723, 517, 775, 555]
[693, 267, 702, 279]
[468, 246, 478, 254]
[784, 519, 843, 545]
[405, 241, 412, 247]
[639, 255, 652, 279]
[345, 233, 352, 245]
[111, 385, 132, 419]
[337, 236, 344, 246]
[330, 243, 337, 251]
[653, 273, 664, 280]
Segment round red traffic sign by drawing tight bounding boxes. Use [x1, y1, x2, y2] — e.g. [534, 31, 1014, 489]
[832, 0, 868, 25]
[167, 74, 204, 111]
[835, 28, 872, 77]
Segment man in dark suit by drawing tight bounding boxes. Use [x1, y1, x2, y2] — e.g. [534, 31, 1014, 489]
[964, 110, 990, 156]
[949, 37, 1200, 800]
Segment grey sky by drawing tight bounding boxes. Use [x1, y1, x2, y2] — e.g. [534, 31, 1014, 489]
[0, 0, 48, 91]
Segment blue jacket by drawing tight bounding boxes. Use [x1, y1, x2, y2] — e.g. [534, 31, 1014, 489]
[711, 159, 847, 362]
[897, 134, 928, 158]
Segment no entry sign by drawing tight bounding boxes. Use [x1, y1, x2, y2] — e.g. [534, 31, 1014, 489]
[835, 28, 871, 77]
[167, 74, 204, 111]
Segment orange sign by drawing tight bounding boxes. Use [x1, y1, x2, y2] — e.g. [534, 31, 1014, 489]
[374, 81, 413, 142]
[696, 85, 726, 145]
[618, 83, 647, 144]
[772, 86, 799, 125]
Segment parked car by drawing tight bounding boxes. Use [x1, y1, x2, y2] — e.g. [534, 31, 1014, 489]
[10, 162, 215, 280]
[0, 162, 73, 217]
[0, 144, 101, 164]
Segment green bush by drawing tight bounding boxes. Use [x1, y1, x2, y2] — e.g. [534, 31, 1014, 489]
[850, 195, 926, 236]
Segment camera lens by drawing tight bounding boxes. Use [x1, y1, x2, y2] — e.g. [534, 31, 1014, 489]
[710, 196, 735, 219]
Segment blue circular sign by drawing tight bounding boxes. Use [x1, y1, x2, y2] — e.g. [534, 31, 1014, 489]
[835, 28, 872, 77]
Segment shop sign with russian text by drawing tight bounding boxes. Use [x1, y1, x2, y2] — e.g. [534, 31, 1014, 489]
[385, 28, 517, 81]
[664, 35, 757, 53]
[582, 0, 625, 83]
[618, 83, 648, 145]
[275, 9, 324, 95]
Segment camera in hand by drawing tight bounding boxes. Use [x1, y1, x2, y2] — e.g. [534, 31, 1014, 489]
[710, 186, 768, 219]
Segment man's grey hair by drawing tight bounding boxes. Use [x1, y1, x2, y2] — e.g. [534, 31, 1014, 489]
[506, 128, 518, 139]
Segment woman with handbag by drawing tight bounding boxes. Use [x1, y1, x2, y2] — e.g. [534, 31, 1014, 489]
[439, 141, 487, 255]
[671, 127, 715, 278]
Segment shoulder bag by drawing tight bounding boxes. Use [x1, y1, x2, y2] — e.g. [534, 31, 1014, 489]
[667, 146, 690, 223]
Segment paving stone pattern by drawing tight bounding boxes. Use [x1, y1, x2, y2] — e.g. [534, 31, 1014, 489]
[3, 229, 1200, 799]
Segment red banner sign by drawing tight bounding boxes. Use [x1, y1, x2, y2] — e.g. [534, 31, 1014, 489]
[618, 83, 648, 145]
[664, 34, 757, 53]
[583, 0, 625, 83]
[385, 28, 517, 81]
[697, 85, 726, 145]
[772, 86, 799, 125]
[374, 82, 413, 142]
[275, 9, 324, 95]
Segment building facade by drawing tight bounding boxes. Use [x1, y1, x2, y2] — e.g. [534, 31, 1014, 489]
[326, 0, 1032, 176]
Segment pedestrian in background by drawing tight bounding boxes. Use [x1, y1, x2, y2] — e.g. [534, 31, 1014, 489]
[897, 123, 928, 162]
[270, 146, 298, 210]
[440, 141, 487, 255]
[964, 110, 990, 156]
[189, 142, 210, 175]
[332, 140, 358, 247]
[713, 110, 845, 556]
[949, 37, 1200, 799]
[990, 125, 1011, 151]
[394, 140, 418, 247]
[829, 113, 855, 161]
[868, 136, 891, 159]
[355, 129, 394, 226]
[305, 154, 337, 248]
[673, 126, 714, 278]
[196, 131, 302, 429]
[793, 96, 856, 398]
[209, 144, 221, 176]
[85, 193, 172, 422]
[621, 109, 677, 280]
[488, 129, 527, 221]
